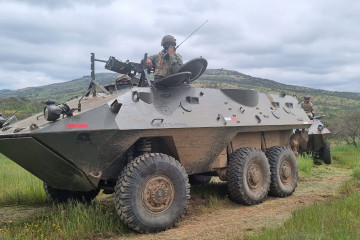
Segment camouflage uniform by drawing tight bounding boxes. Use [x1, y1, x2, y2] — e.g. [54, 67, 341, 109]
[301, 100, 314, 118]
[149, 51, 183, 80]
[148, 35, 183, 81]
[115, 74, 131, 85]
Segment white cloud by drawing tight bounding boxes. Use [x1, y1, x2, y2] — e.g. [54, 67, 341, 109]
[0, 0, 359, 92]
[0, 68, 62, 89]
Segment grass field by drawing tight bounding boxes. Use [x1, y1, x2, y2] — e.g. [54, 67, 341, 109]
[0, 201, 131, 239]
[245, 192, 360, 240]
[0, 144, 359, 239]
[0, 154, 46, 206]
[0, 154, 131, 239]
[245, 144, 360, 240]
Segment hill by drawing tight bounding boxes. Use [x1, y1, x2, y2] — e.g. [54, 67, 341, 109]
[1, 69, 359, 125]
[0, 89, 11, 94]
[0, 73, 117, 102]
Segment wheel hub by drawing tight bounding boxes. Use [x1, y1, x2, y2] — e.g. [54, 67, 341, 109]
[280, 161, 292, 184]
[247, 164, 262, 190]
[142, 175, 175, 214]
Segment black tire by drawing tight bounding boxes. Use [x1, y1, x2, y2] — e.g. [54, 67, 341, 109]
[319, 141, 331, 164]
[266, 146, 298, 197]
[114, 153, 190, 233]
[227, 147, 270, 205]
[189, 174, 212, 186]
[43, 183, 99, 203]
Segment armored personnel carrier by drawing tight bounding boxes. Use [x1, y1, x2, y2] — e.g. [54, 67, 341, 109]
[291, 115, 331, 164]
[0, 54, 311, 233]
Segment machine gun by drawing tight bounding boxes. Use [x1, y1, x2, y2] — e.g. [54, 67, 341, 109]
[104, 53, 152, 87]
[0, 107, 21, 129]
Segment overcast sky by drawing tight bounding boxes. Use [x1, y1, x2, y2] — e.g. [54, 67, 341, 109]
[0, 0, 359, 93]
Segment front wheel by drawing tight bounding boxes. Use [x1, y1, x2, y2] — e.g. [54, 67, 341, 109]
[266, 146, 298, 197]
[114, 153, 190, 233]
[227, 147, 270, 205]
[319, 141, 331, 164]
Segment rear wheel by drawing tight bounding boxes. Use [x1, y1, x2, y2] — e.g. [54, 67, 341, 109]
[43, 183, 99, 203]
[227, 147, 270, 205]
[319, 141, 331, 164]
[266, 146, 298, 197]
[114, 153, 190, 233]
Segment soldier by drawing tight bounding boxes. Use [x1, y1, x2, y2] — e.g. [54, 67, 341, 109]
[114, 74, 132, 90]
[115, 74, 131, 85]
[146, 35, 183, 81]
[301, 96, 315, 118]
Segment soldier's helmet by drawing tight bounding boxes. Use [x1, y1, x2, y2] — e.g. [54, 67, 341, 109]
[161, 35, 176, 47]
[304, 96, 311, 100]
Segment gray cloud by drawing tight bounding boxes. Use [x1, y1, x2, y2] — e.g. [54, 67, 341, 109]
[0, 0, 359, 92]
[2, 0, 115, 9]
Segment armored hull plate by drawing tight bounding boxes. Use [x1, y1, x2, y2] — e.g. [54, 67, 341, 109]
[0, 137, 95, 191]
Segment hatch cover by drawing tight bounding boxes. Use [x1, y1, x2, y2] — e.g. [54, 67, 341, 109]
[176, 57, 208, 82]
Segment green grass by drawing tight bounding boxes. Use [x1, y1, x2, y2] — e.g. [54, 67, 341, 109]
[0, 154, 131, 239]
[0, 201, 131, 239]
[245, 192, 360, 240]
[190, 180, 233, 213]
[297, 154, 314, 177]
[352, 165, 360, 181]
[333, 144, 360, 195]
[0, 154, 46, 205]
[245, 144, 360, 240]
[332, 144, 360, 168]
[338, 164, 360, 195]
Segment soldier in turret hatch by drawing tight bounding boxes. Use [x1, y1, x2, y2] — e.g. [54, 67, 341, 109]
[301, 96, 315, 118]
[146, 35, 183, 81]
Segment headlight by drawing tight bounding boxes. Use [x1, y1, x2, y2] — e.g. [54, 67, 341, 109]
[317, 125, 324, 132]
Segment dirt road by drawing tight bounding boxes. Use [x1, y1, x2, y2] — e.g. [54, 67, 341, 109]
[119, 166, 350, 240]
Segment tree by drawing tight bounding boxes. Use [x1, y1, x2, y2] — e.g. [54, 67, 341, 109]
[333, 110, 360, 147]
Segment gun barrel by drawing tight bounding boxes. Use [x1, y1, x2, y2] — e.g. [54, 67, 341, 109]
[94, 59, 107, 63]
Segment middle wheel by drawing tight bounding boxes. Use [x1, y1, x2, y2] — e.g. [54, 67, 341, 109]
[227, 147, 270, 205]
[114, 153, 190, 233]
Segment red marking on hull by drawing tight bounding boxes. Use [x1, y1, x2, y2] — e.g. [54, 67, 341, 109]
[66, 123, 89, 129]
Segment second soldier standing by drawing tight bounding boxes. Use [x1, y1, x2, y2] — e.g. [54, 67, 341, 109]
[301, 96, 315, 118]
[146, 35, 183, 81]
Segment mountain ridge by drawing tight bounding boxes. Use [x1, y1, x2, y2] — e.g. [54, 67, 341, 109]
[1, 70, 358, 99]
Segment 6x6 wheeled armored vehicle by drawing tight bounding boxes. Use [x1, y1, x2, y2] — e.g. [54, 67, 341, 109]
[291, 115, 331, 164]
[0, 54, 311, 233]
